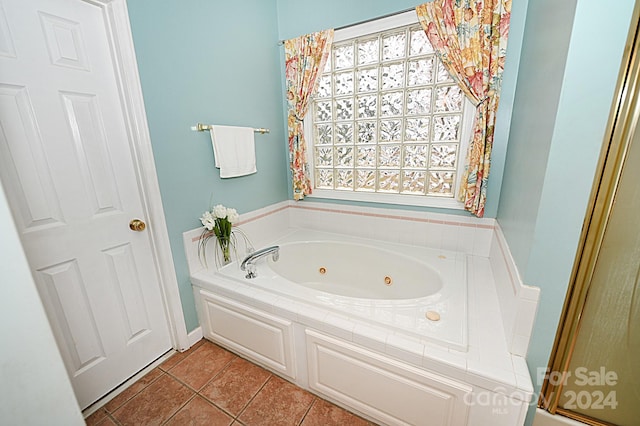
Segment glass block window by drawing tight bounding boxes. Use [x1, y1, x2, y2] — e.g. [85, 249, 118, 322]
[309, 19, 472, 205]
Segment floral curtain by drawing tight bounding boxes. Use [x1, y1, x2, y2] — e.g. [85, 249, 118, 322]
[416, 0, 510, 217]
[284, 30, 334, 200]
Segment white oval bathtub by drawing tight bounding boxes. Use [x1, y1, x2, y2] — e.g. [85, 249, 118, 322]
[199, 229, 468, 350]
[267, 241, 442, 300]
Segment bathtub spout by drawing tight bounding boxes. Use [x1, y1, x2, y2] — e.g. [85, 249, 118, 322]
[241, 245, 279, 278]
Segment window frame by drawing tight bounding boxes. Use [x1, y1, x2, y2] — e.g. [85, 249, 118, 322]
[303, 10, 474, 210]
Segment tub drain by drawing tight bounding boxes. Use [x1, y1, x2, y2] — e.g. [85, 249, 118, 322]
[425, 311, 441, 321]
[319, 267, 327, 274]
[384, 276, 392, 286]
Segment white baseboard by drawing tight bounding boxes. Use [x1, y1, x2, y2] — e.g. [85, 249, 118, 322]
[186, 326, 203, 349]
[533, 409, 587, 426]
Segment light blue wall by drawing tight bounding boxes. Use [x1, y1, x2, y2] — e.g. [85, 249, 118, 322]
[275, 0, 529, 218]
[127, 0, 288, 331]
[497, 1, 635, 425]
[276, 0, 422, 40]
[126, 9, 633, 423]
[498, 0, 578, 286]
[127, 0, 529, 331]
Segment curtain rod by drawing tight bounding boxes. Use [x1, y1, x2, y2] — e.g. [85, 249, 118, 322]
[277, 7, 416, 45]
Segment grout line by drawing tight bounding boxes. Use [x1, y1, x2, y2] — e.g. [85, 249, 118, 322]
[84, 349, 175, 418]
[163, 356, 235, 394]
[104, 370, 167, 415]
[194, 358, 248, 420]
[105, 411, 121, 426]
[157, 338, 206, 372]
[196, 397, 236, 421]
[99, 337, 374, 425]
[297, 396, 318, 425]
[196, 388, 237, 420]
[160, 393, 198, 425]
[196, 355, 236, 392]
[234, 374, 275, 423]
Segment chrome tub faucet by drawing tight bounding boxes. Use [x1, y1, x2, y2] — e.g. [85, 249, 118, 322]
[240, 245, 279, 279]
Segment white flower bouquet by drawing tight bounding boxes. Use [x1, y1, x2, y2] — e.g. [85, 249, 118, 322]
[198, 204, 240, 267]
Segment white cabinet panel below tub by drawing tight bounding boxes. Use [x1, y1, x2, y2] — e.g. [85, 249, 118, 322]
[198, 290, 296, 379]
[306, 329, 471, 426]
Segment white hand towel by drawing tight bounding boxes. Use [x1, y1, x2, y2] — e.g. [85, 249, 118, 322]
[209, 125, 257, 178]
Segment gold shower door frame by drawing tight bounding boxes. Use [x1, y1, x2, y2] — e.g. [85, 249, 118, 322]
[538, 2, 640, 425]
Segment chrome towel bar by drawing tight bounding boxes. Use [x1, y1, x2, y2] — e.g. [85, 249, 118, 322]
[191, 123, 270, 134]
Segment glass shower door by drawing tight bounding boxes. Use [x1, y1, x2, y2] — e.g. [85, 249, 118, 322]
[556, 117, 640, 424]
[539, 4, 640, 424]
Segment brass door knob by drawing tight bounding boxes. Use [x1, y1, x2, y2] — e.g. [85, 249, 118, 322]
[129, 219, 146, 232]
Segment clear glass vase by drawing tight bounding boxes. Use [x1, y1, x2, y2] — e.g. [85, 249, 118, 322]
[198, 230, 233, 268]
[199, 227, 254, 269]
[217, 236, 232, 265]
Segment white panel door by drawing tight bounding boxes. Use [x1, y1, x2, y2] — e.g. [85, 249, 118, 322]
[0, 0, 172, 409]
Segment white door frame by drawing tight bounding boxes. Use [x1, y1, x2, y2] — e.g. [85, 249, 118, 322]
[94, 0, 188, 350]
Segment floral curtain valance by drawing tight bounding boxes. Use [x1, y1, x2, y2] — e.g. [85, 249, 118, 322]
[417, 0, 510, 217]
[284, 29, 334, 200]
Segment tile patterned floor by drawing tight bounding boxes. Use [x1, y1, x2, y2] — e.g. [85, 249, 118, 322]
[85, 339, 374, 426]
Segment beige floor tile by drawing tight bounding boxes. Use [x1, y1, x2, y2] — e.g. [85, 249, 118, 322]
[87, 339, 375, 425]
[104, 368, 164, 413]
[84, 407, 108, 426]
[166, 395, 233, 426]
[238, 376, 315, 426]
[167, 342, 235, 390]
[200, 357, 271, 416]
[112, 374, 194, 425]
[301, 398, 371, 426]
[159, 339, 206, 371]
